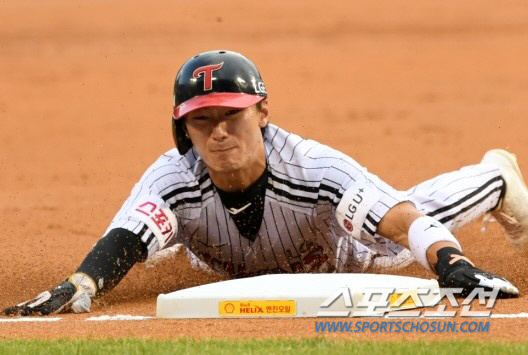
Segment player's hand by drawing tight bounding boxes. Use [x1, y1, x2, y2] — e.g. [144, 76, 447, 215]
[434, 247, 519, 298]
[3, 280, 92, 316]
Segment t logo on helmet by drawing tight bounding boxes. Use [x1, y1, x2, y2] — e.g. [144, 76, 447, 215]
[192, 62, 224, 91]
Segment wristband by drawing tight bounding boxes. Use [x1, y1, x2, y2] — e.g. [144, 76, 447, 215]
[408, 216, 461, 272]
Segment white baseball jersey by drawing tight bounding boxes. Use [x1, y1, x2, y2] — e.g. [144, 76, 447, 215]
[104, 124, 504, 276]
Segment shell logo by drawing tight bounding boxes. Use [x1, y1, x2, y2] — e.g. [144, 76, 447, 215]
[224, 303, 235, 313]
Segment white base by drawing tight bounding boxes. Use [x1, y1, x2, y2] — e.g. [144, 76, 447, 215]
[156, 273, 439, 318]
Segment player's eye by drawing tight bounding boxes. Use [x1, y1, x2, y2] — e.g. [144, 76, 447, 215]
[225, 109, 241, 116]
[191, 115, 209, 121]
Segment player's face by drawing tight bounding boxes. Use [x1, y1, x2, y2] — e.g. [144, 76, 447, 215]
[184, 101, 269, 174]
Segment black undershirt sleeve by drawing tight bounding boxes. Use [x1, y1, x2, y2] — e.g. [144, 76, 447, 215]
[75, 228, 148, 296]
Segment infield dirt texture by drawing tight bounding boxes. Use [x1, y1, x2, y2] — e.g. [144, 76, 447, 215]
[1, 0, 528, 342]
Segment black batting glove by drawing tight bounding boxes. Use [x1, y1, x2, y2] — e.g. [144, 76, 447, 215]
[434, 247, 519, 298]
[3, 281, 84, 316]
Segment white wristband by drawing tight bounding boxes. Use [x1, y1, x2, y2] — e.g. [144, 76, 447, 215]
[67, 272, 97, 314]
[69, 272, 97, 297]
[408, 216, 461, 273]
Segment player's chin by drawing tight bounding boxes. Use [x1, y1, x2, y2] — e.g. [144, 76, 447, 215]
[214, 161, 243, 173]
[210, 151, 240, 163]
[207, 156, 243, 172]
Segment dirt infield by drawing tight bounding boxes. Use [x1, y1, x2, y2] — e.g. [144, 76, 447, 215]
[2, 0, 528, 340]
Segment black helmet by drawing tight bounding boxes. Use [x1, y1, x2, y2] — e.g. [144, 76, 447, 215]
[172, 50, 267, 155]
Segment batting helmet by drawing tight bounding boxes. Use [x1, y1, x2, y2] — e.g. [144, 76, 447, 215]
[171, 50, 267, 155]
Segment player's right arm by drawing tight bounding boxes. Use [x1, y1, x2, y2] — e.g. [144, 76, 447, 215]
[3, 227, 151, 316]
[3, 154, 183, 316]
[4, 206, 178, 317]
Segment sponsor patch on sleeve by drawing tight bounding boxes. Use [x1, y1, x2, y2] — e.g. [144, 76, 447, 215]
[335, 178, 380, 239]
[127, 194, 178, 250]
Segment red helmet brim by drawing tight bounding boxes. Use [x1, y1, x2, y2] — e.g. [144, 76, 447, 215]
[173, 93, 264, 120]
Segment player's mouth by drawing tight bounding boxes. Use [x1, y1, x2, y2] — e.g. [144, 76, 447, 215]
[211, 146, 236, 153]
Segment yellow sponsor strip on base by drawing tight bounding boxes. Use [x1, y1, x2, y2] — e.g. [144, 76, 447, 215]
[219, 300, 296, 317]
[389, 292, 417, 309]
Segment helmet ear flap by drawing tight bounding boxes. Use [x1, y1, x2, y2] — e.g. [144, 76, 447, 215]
[172, 118, 193, 155]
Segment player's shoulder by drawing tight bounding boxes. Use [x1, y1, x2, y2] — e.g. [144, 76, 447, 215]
[146, 148, 192, 172]
[136, 147, 205, 191]
[264, 123, 354, 164]
[264, 124, 365, 182]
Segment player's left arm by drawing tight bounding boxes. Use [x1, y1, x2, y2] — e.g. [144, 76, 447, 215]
[377, 202, 519, 297]
[330, 158, 519, 298]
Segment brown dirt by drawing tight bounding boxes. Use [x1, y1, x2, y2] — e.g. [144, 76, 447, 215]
[2, 0, 528, 341]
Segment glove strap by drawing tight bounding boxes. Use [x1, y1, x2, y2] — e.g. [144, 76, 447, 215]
[434, 247, 475, 280]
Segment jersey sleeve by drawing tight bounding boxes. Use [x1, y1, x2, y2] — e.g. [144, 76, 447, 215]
[103, 153, 186, 259]
[318, 148, 408, 240]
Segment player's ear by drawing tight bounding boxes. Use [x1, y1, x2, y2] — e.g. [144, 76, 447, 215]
[258, 99, 269, 128]
[181, 119, 190, 138]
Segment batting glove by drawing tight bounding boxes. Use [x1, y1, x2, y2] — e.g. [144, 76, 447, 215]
[434, 247, 519, 298]
[3, 273, 96, 316]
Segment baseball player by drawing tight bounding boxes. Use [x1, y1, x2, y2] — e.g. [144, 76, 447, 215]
[4, 50, 527, 316]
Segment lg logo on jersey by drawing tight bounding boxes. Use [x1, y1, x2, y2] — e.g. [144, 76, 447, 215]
[336, 182, 380, 239]
[343, 188, 365, 232]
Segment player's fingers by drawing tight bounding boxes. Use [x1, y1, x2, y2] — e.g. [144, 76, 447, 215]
[3, 305, 23, 316]
[472, 272, 519, 298]
[17, 301, 59, 316]
[35, 299, 67, 316]
[3, 298, 38, 316]
[453, 268, 520, 298]
[20, 306, 40, 316]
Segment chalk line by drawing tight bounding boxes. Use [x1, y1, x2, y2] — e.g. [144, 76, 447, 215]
[490, 312, 528, 318]
[86, 314, 153, 321]
[0, 317, 61, 323]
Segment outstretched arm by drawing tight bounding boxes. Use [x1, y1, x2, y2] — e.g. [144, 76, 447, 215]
[376, 202, 457, 267]
[378, 201, 518, 297]
[3, 228, 147, 316]
[75, 228, 147, 294]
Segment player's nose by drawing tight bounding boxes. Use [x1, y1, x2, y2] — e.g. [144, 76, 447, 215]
[211, 121, 228, 141]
